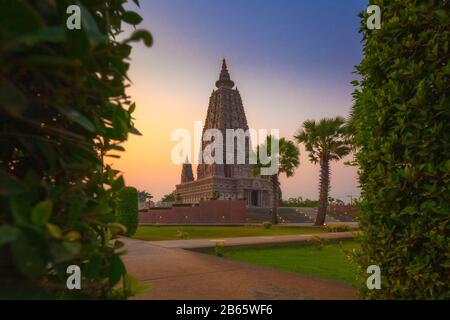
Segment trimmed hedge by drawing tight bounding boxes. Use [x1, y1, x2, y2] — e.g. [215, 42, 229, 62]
[117, 187, 139, 236]
[0, 0, 152, 298]
[351, 1, 449, 299]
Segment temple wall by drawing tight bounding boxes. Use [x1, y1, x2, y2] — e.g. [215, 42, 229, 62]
[139, 200, 246, 224]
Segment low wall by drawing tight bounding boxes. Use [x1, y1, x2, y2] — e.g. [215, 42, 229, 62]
[139, 200, 246, 224]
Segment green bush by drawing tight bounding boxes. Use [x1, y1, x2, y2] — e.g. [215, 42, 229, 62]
[117, 187, 139, 236]
[176, 230, 189, 239]
[351, 1, 449, 299]
[211, 191, 220, 200]
[262, 221, 272, 229]
[0, 0, 152, 299]
[309, 235, 326, 250]
[214, 241, 226, 257]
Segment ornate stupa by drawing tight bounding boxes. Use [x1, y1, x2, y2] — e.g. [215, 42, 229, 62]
[176, 59, 272, 207]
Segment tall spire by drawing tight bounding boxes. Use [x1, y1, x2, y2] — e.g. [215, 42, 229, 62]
[215, 58, 235, 89]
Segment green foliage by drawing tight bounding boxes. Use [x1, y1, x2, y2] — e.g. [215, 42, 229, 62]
[282, 197, 318, 207]
[211, 191, 220, 200]
[262, 221, 272, 229]
[351, 0, 449, 299]
[138, 190, 152, 203]
[324, 224, 350, 233]
[308, 235, 327, 250]
[176, 230, 189, 240]
[252, 136, 300, 178]
[295, 117, 351, 225]
[253, 136, 300, 224]
[161, 191, 181, 202]
[214, 241, 226, 257]
[0, 0, 152, 298]
[117, 187, 139, 236]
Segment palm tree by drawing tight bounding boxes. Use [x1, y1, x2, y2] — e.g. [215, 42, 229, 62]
[295, 117, 351, 225]
[253, 136, 300, 224]
[138, 190, 152, 203]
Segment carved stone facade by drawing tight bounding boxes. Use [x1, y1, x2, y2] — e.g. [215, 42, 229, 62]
[175, 60, 272, 207]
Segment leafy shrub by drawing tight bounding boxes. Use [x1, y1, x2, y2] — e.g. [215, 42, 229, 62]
[211, 191, 220, 200]
[214, 241, 226, 257]
[309, 236, 326, 250]
[176, 230, 189, 239]
[0, 0, 152, 299]
[324, 224, 350, 232]
[262, 221, 272, 229]
[117, 187, 139, 236]
[351, 1, 449, 299]
[283, 197, 318, 207]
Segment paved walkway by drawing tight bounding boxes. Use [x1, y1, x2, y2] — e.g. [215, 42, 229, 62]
[147, 231, 354, 249]
[122, 234, 356, 300]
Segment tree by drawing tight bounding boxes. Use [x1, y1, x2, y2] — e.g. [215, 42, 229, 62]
[138, 190, 153, 203]
[0, 0, 152, 298]
[117, 187, 139, 236]
[253, 137, 300, 224]
[161, 192, 176, 203]
[295, 117, 351, 225]
[350, 1, 449, 299]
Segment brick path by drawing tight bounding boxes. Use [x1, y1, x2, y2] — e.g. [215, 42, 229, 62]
[122, 235, 356, 300]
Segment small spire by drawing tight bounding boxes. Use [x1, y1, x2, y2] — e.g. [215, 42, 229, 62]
[215, 58, 235, 89]
[221, 58, 227, 71]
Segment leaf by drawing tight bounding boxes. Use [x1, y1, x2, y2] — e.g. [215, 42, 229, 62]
[108, 223, 128, 235]
[128, 102, 136, 114]
[124, 29, 153, 47]
[79, 3, 108, 47]
[32, 200, 53, 226]
[435, 9, 447, 20]
[58, 107, 95, 132]
[109, 145, 125, 152]
[46, 223, 62, 239]
[129, 126, 143, 136]
[64, 231, 81, 241]
[123, 274, 150, 295]
[109, 255, 126, 286]
[122, 11, 143, 25]
[0, 225, 20, 247]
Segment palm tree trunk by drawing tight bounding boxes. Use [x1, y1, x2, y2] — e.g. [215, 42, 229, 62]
[271, 174, 279, 224]
[315, 155, 330, 225]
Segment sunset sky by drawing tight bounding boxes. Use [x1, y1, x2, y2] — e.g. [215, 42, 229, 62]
[113, 0, 367, 202]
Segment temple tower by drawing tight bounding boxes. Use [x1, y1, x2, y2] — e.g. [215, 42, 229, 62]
[176, 59, 272, 207]
[197, 59, 252, 180]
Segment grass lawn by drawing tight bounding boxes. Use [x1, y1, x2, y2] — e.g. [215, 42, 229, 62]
[195, 240, 359, 286]
[133, 225, 328, 241]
